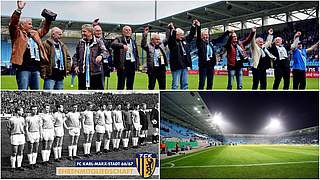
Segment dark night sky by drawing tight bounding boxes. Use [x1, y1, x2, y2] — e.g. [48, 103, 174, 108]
[200, 91, 319, 134]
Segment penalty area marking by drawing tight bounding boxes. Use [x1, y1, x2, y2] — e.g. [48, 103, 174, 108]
[161, 160, 319, 169]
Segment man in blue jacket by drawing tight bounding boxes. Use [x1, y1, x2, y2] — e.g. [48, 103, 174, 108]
[291, 31, 318, 90]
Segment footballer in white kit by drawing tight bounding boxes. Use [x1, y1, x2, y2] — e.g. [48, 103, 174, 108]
[81, 102, 95, 157]
[7, 107, 26, 172]
[64, 104, 81, 160]
[52, 104, 66, 162]
[103, 103, 113, 152]
[25, 105, 41, 169]
[40, 104, 55, 165]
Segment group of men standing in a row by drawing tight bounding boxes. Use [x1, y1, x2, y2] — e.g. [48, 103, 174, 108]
[6, 102, 159, 172]
[9, 1, 318, 90]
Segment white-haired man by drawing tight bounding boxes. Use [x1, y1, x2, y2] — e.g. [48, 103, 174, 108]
[167, 22, 196, 90]
[194, 19, 230, 90]
[268, 35, 290, 90]
[111, 25, 140, 90]
[42, 27, 71, 90]
[250, 27, 276, 90]
[141, 26, 168, 90]
[72, 24, 109, 90]
[9, 0, 53, 90]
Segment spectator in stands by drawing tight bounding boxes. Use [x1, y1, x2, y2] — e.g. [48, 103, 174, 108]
[268, 36, 290, 90]
[72, 24, 109, 90]
[250, 27, 276, 90]
[225, 27, 255, 90]
[9, 0, 53, 90]
[111, 25, 140, 90]
[194, 19, 229, 90]
[167, 21, 195, 90]
[291, 31, 319, 90]
[41, 27, 71, 90]
[141, 26, 168, 90]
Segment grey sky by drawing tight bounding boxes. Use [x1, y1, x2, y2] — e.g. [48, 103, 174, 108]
[1, 0, 215, 24]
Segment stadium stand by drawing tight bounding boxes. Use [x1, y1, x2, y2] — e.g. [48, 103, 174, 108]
[0, 91, 158, 115]
[225, 126, 319, 145]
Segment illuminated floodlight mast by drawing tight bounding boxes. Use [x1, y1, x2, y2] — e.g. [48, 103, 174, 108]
[212, 112, 223, 126]
[264, 118, 283, 133]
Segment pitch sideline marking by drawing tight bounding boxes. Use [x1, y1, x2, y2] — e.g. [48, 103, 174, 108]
[161, 160, 319, 169]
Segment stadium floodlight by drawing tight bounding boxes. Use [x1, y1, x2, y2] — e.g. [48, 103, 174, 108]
[197, 110, 201, 114]
[194, 107, 198, 111]
[212, 112, 223, 126]
[264, 117, 283, 133]
[197, 98, 201, 101]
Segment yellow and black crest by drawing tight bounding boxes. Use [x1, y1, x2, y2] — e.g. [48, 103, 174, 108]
[136, 152, 157, 178]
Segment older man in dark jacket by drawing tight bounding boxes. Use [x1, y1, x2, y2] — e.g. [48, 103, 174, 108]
[194, 20, 229, 90]
[167, 22, 195, 90]
[141, 26, 168, 90]
[9, 0, 52, 90]
[42, 27, 71, 90]
[72, 24, 108, 90]
[111, 26, 139, 90]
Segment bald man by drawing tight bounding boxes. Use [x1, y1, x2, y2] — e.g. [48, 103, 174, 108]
[9, 0, 53, 90]
[42, 27, 71, 90]
[111, 25, 140, 90]
[93, 24, 113, 89]
[141, 26, 168, 90]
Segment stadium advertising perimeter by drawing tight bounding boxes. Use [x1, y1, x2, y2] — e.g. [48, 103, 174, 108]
[160, 91, 319, 179]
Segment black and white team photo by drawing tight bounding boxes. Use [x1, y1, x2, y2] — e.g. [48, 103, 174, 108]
[1, 91, 159, 179]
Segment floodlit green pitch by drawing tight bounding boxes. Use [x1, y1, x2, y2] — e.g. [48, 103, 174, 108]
[1, 74, 319, 90]
[160, 145, 319, 179]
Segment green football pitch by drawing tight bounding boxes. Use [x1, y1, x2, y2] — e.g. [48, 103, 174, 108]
[1, 73, 319, 90]
[160, 145, 319, 179]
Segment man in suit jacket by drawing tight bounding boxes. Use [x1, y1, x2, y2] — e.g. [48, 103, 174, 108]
[250, 27, 276, 90]
[111, 26, 139, 90]
[268, 35, 290, 90]
[194, 19, 229, 90]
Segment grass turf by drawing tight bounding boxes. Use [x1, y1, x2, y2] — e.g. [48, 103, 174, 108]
[1, 73, 319, 90]
[160, 145, 319, 179]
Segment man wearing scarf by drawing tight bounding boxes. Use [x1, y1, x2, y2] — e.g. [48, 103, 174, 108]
[141, 26, 168, 90]
[72, 24, 108, 90]
[42, 27, 71, 90]
[291, 31, 319, 90]
[9, 0, 52, 90]
[167, 22, 195, 90]
[250, 27, 276, 90]
[268, 36, 290, 90]
[194, 19, 230, 90]
[111, 26, 140, 90]
[225, 28, 255, 90]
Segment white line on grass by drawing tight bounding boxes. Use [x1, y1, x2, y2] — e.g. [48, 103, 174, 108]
[161, 160, 319, 169]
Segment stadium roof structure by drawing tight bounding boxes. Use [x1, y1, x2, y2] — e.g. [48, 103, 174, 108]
[161, 91, 222, 137]
[1, 1, 318, 34]
[138, 1, 318, 32]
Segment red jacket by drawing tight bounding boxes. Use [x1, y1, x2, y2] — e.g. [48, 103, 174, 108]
[226, 32, 254, 67]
